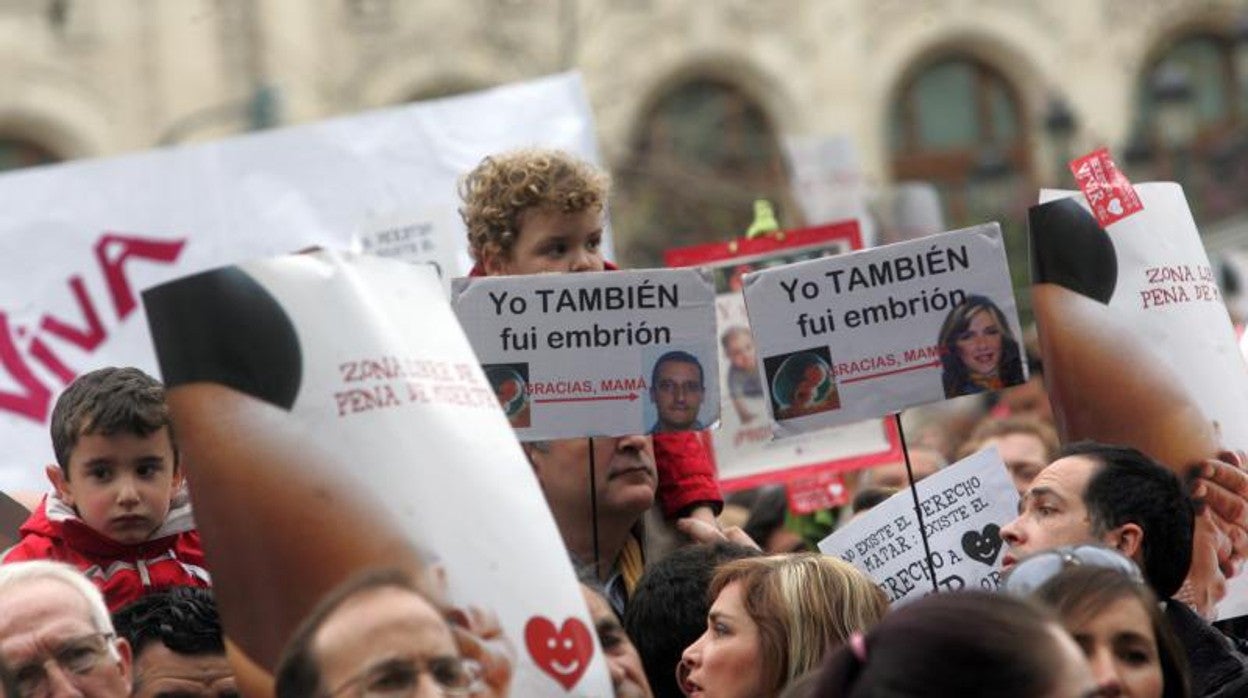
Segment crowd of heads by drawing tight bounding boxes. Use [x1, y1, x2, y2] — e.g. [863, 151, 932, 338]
[2, 147, 1246, 698]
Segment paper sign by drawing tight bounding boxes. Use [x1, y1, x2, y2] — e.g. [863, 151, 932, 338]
[665, 223, 903, 490]
[818, 448, 1019, 605]
[142, 252, 611, 696]
[1030, 183, 1248, 619]
[742, 224, 1026, 435]
[0, 492, 28, 550]
[351, 206, 464, 295]
[1068, 148, 1144, 228]
[451, 269, 719, 439]
[786, 471, 849, 515]
[0, 72, 602, 492]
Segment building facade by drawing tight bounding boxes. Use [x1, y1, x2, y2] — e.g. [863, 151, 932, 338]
[2, 0, 1246, 264]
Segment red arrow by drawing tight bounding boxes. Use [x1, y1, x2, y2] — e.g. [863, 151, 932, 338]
[534, 393, 639, 404]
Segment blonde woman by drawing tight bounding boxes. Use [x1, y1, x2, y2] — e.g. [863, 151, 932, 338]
[679, 553, 888, 697]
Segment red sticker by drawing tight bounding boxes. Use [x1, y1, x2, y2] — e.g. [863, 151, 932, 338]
[785, 471, 849, 515]
[1068, 147, 1144, 228]
[524, 616, 593, 690]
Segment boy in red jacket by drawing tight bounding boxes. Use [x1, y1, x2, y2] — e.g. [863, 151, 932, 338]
[2, 366, 210, 610]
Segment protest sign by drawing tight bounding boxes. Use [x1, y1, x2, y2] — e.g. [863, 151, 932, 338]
[0, 492, 27, 550]
[452, 269, 718, 439]
[1030, 181, 1248, 619]
[0, 72, 601, 492]
[142, 251, 611, 696]
[742, 224, 1026, 436]
[665, 223, 902, 490]
[818, 448, 1019, 605]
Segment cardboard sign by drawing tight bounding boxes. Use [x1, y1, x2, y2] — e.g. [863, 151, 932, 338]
[665, 223, 903, 490]
[1030, 183, 1248, 619]
[818, 448, 1019, 605]
[143, 251, 611, 696]
[0, 72, 602, 492]
[742, 224, 1026, 435]
[452, 269, 719, 439]
[1068, 148, 1144, 228]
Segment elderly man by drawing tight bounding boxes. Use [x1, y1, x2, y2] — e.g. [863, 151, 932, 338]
[524, 435, 658, 614]
[112, 587, 236, 698]
[0, 560, 132, 697]
[275, 568, 495, 698]
[1001, 442, 1248, 698]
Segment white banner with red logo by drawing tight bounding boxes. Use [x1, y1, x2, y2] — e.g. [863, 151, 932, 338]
[0, 72, 600, 491]
[144, 251, 611, 696]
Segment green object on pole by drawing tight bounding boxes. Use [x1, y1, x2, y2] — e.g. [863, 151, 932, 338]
[745, 199, 780, 239]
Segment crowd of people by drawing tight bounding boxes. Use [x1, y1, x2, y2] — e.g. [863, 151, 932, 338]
[2, 147, 1248, 698]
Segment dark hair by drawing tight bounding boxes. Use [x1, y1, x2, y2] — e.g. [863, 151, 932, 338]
[0, 655, 16, 698]
[274, 568, 431, 698]
[50, 366, 177, 472]
[1034, 566, 1191, 698]
[743, 487, 811, 552]
[937, 295, 1024, 398]
[113, 586, 224, 659]
[650, 351, 704, 389]
[623, 543, 760, 698]
[1064, 441, 1195, 599]
[814, 591, 1074, 697]
[851, 487, 897, 515]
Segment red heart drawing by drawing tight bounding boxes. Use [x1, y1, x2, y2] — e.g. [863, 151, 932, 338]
[524, 616, 593, 690]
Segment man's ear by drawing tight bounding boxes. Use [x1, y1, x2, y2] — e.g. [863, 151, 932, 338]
[45, 464, 73, 506]
[113, 635, 134, 689]
[1105, 522, 1145, 561]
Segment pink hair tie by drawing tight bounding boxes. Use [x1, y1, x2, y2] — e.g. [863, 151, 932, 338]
[849, 632, 868, 662]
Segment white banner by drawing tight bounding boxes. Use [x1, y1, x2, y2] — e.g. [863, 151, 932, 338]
[452, 269, 719, 439]
[1032, 182, 1248, 619]
[0, 72, 601, 491]
[742, 224, 1026, 435]
[143, 251, 610, 696]
[818, 448, 1019, 605]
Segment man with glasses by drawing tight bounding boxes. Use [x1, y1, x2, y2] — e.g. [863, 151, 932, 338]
[0, 560, 133, 698]
[1000, 441, 1248, 698]
[275, 568, 491, 698]
[648, 352, 706, 434]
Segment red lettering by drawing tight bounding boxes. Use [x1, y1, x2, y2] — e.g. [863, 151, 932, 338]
[95, 233, 186, 320]
[0, 313, 52, 423]
[39, 275, 106, 351]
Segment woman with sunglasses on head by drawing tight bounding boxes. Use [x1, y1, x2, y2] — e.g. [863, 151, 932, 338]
[1002, 545, 1190, 698]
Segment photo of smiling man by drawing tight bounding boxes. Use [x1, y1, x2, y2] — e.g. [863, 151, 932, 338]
[648, 351, 707, 434]
[936, 295, 1026, 399]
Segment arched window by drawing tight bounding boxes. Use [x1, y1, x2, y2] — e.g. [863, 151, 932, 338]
[1125, 32, 1248, 224]
[888, 56, 1032, 228]
[615, 78, 790, 267]
[0, 138, 60, 173]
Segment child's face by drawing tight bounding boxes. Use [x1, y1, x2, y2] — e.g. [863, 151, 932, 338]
[485, 207, 605, 276]
[725, 333, 757, 371]
[50, 427, 181, 545]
